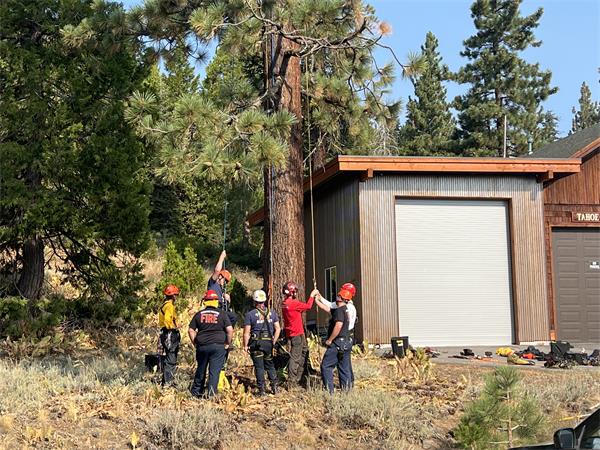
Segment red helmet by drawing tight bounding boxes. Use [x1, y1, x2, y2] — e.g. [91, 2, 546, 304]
[338, 289, 353, 301]
[282, 281, 298, 298]
[163, 284, 180, 296]
[219, 270, 232, 283]
[203, 290, 219, 300]
[341, 282, 356, 298]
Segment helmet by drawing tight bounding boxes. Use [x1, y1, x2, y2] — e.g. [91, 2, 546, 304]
[203, 290, 219, 300]
[282, 281, 298, 297]
[337, 289, 352, 301]
[219, 270, 232, 283]
[341, 282, 356, 298]
[163, 284, 180, 296]
[252, 289, 267, 303]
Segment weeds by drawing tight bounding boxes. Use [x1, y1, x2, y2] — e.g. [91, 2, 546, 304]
[144, 407, 228, 450]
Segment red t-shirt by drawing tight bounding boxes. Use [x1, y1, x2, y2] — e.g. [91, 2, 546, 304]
[282, 296, 314, 337]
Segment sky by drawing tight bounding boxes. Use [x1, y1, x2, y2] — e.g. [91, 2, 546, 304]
[122, 0, 600, 137]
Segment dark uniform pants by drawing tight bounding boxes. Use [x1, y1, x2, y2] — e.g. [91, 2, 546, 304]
[321, 342, 352, 393]
[191, 343, 227, 398]
[250, 340, 277, 390]
[287, 334, 308, 386]
[160, 329, 180, 385]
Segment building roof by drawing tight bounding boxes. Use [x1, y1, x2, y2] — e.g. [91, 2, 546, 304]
[528, 123, 600, 159]
[248, 155, 581, 226]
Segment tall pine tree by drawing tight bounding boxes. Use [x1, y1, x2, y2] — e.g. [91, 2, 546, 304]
[454, 0, 557, 156]
[398, 32, 456, 155]
[68, 0, 417, 305]
[571, 81, 600, 133]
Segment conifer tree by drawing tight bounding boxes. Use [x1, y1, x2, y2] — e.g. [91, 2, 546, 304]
[454, 0, 558, 156]
[455, 367, 545, 449]
[398, 32, 456, 155]
[0, 0, 150, 299]
[66, 0, 419, 306]
[571, 81, 600, 133]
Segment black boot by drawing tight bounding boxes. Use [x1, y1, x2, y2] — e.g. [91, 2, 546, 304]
[271, 382, 278, 395]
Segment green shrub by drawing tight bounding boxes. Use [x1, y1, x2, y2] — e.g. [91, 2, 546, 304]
[155, 241, 206, 310]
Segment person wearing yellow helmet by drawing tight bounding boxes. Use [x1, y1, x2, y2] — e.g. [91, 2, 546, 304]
[243, 289, 281, 396]
[158, 284, 181, 387]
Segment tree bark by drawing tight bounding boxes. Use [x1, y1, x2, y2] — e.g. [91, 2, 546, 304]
[263, 28, 305, 314]
[16, 237, 45, 300]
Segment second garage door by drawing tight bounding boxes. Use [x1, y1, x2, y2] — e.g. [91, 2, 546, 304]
[395, 199, 514, 346]
[552, 228, 600, 344]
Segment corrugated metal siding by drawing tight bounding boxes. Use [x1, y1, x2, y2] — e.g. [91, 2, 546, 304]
[304, 178, 362, 338]
[358, 174, 549, 344]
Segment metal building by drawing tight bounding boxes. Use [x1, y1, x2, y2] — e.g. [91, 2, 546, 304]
[251, 156, 581, 345]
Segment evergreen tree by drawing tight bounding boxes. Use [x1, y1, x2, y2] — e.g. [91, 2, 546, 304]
[571, 81, 600, 133]
[454, 0, 558, 156]
[0, 0, 151, 299]
[455, 367, 545, 449]
[398, 32, 456, 155]
[67, 0, 419, 306]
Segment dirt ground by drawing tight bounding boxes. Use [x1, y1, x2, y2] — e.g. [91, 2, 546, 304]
[1, 324, 599, 450]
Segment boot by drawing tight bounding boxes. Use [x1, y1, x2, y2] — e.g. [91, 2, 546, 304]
[256, 386, 266, 397]
[271, 383, 278, 395]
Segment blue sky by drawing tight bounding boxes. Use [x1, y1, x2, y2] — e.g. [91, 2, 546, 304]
[122, 0, 600, 136]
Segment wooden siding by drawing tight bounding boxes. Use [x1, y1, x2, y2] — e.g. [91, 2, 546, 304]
[304, 178, 362, 339]
[544, 150, 600, 205]
[543, 150, 600, 338]
[358, 174, 549, 344]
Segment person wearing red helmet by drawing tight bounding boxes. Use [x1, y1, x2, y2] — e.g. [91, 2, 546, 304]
[320, 288, 353, 393]
[158, 284, 181, 387]
[315, 282, 357, 386]
[281, 282, 319, 388]
[188, 290, 233, 398]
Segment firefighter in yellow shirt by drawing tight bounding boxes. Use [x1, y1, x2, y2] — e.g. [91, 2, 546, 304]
[159, 284, 180, 387]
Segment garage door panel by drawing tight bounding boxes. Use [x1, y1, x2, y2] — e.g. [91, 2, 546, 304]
[396, 199, 513, 347]
[553, 228, 600, 344]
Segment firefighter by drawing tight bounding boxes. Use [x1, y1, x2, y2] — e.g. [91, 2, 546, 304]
[243, 289, 281, 396]
[320, 288, 353, 393]
[158, 284, 181, 387]
[207, 250, 238, 326]
[281, 282, 319, 389]
[188, 290, 233, 398]
[315, 282, 357, 385]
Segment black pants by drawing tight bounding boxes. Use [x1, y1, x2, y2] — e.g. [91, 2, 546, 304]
[160, 329, 180, 385]
[250, 340, 277, 391]
[287, 334, 308, 386]
[191, 343, 227, 398]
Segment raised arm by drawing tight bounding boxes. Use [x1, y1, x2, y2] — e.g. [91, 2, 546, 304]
[315, 294, 333, 313]
[211, 250, 227, 280]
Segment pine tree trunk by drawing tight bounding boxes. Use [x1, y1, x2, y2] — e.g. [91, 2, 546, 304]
[263, 28, 305, 313]
[16, 237, 45, 300]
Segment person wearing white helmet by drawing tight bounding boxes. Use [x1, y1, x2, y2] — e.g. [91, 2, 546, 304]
[243, 289, 281, 395]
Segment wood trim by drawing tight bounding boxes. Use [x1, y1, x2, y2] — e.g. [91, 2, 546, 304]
[536, 170, 554, 183]
[359, 168, 374, 182]
[507, 199, 520, 344]
[248, 155, 582, 226]
[572, 137, 600, 158]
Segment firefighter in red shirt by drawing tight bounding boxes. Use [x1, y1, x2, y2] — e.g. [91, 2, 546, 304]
[281, 282, 318, 389]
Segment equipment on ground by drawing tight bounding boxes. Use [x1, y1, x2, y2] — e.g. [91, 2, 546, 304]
[391, 336, 409, 358]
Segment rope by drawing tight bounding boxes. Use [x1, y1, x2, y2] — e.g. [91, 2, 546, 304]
[268, 165, 274, 311]
[304, 54, 320, 338]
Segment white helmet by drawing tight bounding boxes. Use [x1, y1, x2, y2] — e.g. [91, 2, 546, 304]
[252, 289, 267, 303]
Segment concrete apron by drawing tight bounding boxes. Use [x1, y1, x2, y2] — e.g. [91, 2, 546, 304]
[373, 344, 600, 371]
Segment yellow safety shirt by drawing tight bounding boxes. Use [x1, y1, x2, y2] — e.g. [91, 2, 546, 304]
[158, 300, 177, 329]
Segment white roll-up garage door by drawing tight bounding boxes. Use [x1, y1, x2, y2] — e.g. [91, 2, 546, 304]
[395, 199, 514, 346]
